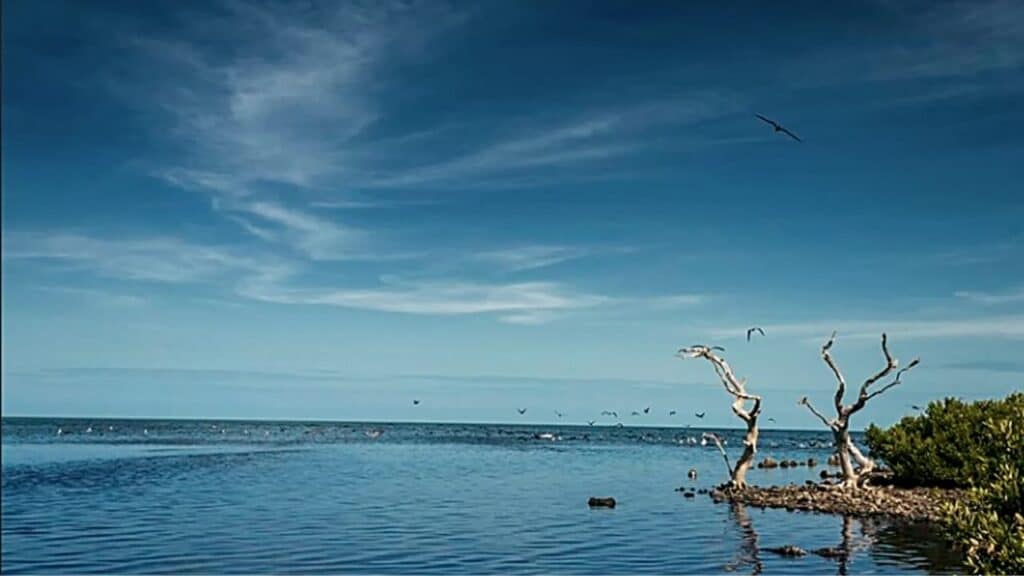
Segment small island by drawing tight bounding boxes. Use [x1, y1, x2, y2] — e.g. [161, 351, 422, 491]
[679, 333, 1024, 575]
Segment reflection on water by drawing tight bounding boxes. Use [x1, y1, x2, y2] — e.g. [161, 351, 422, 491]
[2, 418, 962, 574]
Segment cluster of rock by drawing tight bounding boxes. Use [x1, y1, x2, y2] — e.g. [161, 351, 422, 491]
[757, 456, 818, 469]
[709, 483, 963, 522]
[674, 486, 710, 499]
[763, 545, 848, 559]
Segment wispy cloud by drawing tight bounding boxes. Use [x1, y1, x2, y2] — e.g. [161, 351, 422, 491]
[954, 286, 1024, 305]
[239, 275, 609, 322]
[942, 360, 1024, 373]
[710, 315, 1024, 341]
[363, 94, 736, 189]
[36, 285, 147, 308]
[2, 232, 273, 284]
[472, 244, 613, 272]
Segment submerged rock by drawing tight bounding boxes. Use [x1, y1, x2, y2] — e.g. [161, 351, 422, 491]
[814, 547, 848, 559]
[764, 545, 807, 557]
[588, 497, 616, 508]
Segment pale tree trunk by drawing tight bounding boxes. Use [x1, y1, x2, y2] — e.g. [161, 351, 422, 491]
[799, 332, 919, 490]
[678, 345, 762, 489]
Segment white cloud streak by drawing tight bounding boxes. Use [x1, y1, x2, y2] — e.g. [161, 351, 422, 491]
[954, 286, 1024, 305]
[2, 232, 272, 284]
[239, 276, 609, 320]
[710, 315, 1024, 341]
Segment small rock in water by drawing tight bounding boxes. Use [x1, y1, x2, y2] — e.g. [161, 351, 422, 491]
[588, 497, 616, 508]
[759, 457, 779, 469]
[827, 453, 840, 466]
[806, 457, 818, 467]
[813, 547, 847, 559]
[687, 468, 698, 480]
[764, 545, 807, 557]
[780, 460, 791, 468]
[788, 460, 800, 467]
[697, 488, 709, 494]
[683, 492, 695, 498]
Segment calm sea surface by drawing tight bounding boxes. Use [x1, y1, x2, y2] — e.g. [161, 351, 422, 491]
[1, 418, 961, 574]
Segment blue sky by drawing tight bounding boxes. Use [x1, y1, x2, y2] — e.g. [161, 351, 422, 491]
[2, 0, 1022, 427]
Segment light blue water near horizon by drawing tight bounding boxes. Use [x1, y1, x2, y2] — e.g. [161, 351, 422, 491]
[1, 418, 961, 574]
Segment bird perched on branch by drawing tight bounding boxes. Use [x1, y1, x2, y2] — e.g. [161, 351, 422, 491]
[756, 114, 802, 142]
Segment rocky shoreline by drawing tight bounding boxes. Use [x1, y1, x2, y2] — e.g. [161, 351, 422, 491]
[710, 482, 964, 522]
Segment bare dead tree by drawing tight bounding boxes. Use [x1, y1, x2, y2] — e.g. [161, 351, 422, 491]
[677, 345, 762, 489]
[798, 332, 919, 489]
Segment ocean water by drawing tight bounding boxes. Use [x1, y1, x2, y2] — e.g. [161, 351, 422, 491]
[1, 418, 961, 574]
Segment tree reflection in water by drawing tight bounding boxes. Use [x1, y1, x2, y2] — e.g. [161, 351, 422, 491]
[723, 507, 901, 576]
[724, 502, 762, 574]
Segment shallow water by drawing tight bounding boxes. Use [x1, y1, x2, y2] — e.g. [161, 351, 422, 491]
[1, 418, 961, 574]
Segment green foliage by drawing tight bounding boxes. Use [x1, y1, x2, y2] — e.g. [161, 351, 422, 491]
[866, 393, 1024, 574]
[943, 417, 1024, 574]
[864, 393, 1024, 488]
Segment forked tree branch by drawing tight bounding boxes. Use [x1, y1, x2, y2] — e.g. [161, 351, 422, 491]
[799, 396, 835, 429]
[703, 432, 732, 477]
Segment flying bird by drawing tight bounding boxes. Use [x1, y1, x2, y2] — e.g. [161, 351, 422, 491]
[746, 327, 766, 341]
[755, 114, 802, 142]
[910, 404, 922, 411]
[517, 408, 527, 415]
[413, 399, 420, 405]
[643, 406, 650, 414]
[601, 410, 618, 418]
[695, 411, 706, 419]
[669, 410, 677, 416]
[615, 422, 624, 428]
[767, 417, 776, 423]
[631, 411, 641, 416]
[587, 420, 595, 426]
[554, 410, 565, 418]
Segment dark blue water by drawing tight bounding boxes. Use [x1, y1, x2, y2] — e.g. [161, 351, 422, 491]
[1, 418, 961, 574]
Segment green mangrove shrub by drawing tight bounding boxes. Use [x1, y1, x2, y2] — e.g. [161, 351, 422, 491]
[864, 393, 1024, 488]
[865, 393, 1023, 574]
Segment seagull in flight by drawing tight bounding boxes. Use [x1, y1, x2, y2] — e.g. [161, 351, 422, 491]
[643, 406, 651, 414]
[554, 410, 565, 418]
[631, 411, 641, 416]
[669, 410, 677, 416]
[910, 404, 923, 411]
[587, 420, 595, 426]
[517, 408, 527, 415]
[767, 417, 776, 423]
[756, 114, 802, 142]
[695, 411, 706, 419]
[413, 399, 420, 405]
[601, 410, 618, 418]
[746, 326, 766, 341]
